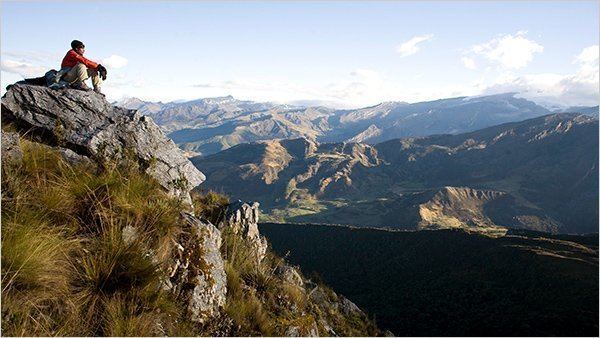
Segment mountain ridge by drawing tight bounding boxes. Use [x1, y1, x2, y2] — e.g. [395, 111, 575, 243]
[116, 93, 598, 157]
[192, 112, 599, 234]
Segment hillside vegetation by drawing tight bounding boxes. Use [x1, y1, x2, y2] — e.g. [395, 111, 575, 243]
[260, 222, 599, 336]
[1, 134, 378, 337]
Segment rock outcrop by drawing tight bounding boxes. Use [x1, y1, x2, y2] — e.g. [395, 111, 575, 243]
[166, 213, 227, 323]
[276, 264, 304, 287]
[220, 200, 268, 262]
[1, 84, 205, 203]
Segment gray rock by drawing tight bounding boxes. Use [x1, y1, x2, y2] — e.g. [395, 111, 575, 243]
[276, 264, 304, 287]
[1, 130, 22, 164]
[284, 320, 319, 337]
[1, 129, 93, 167]
[308, 286, 329, 307]
[167, 213, 226, 323]
[1, 84, 205, 203]
[55, 147, 94, 167]
[339, 295, 363, 316]
[220, 200, 268, 262]
[309, 285, 362, 316]
[284, 326, 301, 337]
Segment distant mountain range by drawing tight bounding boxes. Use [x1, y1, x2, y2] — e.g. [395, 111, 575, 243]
[191, 113, 599, 234]
[116, 94, 598, 156]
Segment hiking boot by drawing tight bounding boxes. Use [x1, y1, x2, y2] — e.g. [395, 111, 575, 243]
[94, 87, 105, 97]
[71, 81, 91, 91]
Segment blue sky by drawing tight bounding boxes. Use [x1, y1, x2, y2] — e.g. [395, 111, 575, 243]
[1, 1, 598, 108]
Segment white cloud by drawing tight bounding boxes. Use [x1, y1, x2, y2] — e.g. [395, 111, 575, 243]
[471, 31, 543, 69]
[572, 45, 599, 84]
[574, 45, 599, 65]
[0, 59, 46, 78]
[350, 68, 381, 83]
[101, 55, 128, 69]
[2, 50, 61, 63]
[461, 57, 477, 70]
[481, 45, 599, 106]
[396, 34, 433, 57]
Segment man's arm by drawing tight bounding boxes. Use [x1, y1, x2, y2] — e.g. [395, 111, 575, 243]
[72, 51, 99, 69]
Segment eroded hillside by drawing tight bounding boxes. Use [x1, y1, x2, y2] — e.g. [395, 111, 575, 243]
[193, 113, 599, 234]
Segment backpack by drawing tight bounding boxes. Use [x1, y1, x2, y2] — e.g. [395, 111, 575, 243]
[45, 69, 71, 89]
[9, 68, 71, 91]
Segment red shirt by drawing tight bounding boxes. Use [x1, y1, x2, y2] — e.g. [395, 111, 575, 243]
[61, 49, 99, 69]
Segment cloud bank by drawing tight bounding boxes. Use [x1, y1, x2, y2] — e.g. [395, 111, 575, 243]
[482, 45, 599, 106]
[1, 40, 597, 108]
[0, 59, 46, 78]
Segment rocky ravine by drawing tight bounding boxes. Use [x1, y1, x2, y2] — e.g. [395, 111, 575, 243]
[1, 84, 379, 336]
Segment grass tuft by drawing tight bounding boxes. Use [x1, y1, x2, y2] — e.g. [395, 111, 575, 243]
[0, 139, 198, 336]
[192, 190, 229, 224]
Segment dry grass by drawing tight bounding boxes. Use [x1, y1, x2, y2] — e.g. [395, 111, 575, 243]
[191, 190, 229, 225]
[1, 137, 378, 337]
[0, 140, 190, 336]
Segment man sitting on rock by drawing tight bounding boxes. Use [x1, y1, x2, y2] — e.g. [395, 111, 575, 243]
[61, 40, 107, 94]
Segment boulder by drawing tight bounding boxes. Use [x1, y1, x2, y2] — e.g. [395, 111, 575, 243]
[309, 285, 365, 317]
[166, 213, 227, 323]
[1, 84, 205, 203]
[308, 286, 329, 307]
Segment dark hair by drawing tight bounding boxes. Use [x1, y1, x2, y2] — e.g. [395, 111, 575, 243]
[71, 40, 85, 49]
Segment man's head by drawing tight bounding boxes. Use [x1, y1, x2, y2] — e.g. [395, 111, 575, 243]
[71, 40, 85, 55]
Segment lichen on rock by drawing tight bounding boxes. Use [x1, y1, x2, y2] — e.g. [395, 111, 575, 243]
[166, 213, 227, 323]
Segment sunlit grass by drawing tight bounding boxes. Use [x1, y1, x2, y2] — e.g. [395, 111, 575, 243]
[1, 139, 190, 336]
